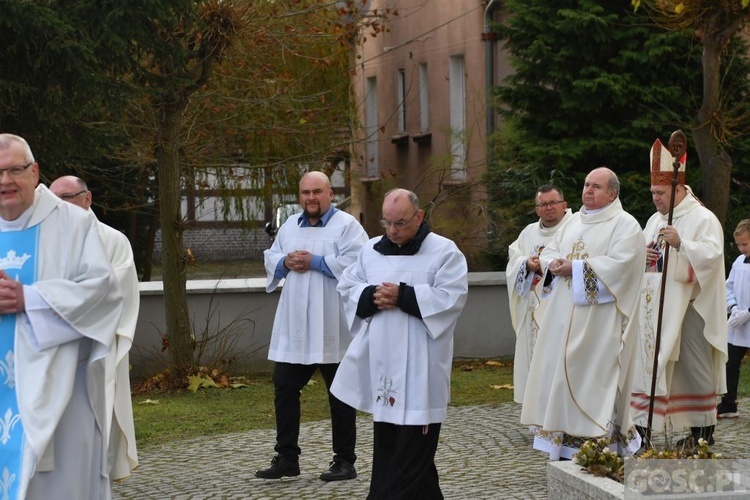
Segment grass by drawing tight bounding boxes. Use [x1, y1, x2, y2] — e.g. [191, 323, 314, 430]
[132, 358, 515, 449]
[131, 357, 750, 450]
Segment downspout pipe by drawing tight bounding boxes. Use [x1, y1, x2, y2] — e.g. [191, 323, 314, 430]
[484, 0, 500, 140]
[483, 0, 500, 244]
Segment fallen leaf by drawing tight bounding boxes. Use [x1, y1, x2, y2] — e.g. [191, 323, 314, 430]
[139, 399, 160, 405]
[490, 384, 514, 390]
[485, 360, 506, 367]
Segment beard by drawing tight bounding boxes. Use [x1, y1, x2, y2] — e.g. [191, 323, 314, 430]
[304, 204, 322, 220]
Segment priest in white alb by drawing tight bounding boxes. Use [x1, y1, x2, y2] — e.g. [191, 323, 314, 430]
[0, 134, 122, 499]
[520, 167, 645, 461]
[332, 188, 468, 499]
[49, 175, 140, 480]
[506, 184, 571, 403]
[630, 132, 727, 447]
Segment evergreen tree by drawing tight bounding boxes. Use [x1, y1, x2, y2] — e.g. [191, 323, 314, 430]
[485, 0, 750, 268]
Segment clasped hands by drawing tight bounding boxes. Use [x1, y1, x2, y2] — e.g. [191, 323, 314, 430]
[284, 250, 313, 272]
[547, 258, 572, 277]
[0, 269, 24, 314]
[373, 282, 399, 310]
[526, 255, 542, 274]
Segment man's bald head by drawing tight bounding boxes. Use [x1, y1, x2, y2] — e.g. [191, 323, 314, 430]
[50, 175, 92, 210]
[381, 189, 424, 245]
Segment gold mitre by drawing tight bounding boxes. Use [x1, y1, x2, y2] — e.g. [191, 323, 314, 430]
[650, 138, 686, 186]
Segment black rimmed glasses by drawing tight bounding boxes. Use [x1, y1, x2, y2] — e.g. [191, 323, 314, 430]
[0, 162, 33, 178]
[59, 190, 87, 200]
[380, 210, 419, 229]
[535, 200, 564, 208]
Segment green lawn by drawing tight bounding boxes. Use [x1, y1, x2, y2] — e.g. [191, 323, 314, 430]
[132, 358, 514, 448]
[131, 357, 750, 450]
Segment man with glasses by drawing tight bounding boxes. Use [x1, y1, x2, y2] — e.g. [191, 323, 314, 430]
[0, 134, 122, 498]
[257, 171, 368, 482]
[332, 188, 468, 499]
[50, 175, 139, 481]
[521, 167, 645, 461]
[506, 185, 571, 404]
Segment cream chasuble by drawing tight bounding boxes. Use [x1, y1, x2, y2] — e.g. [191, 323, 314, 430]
[506, 209, 572, 403]
[5, 185, 121, 499]
[98, 221, 140, 481]
[520, 199, 644, 460]
[630, 191, 727, 431]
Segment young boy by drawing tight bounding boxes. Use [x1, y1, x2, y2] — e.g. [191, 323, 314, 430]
[720, 219, 750, 418]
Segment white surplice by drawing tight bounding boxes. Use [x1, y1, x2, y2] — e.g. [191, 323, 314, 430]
[263, 210, 368, 364]
[331, 233, 468, 425]
[630, 191, 727, 432]
[97, 221, 139, 481]
[727, 254, 750, 348]
[506, 209, 572, 403]
[5, 185, 122, 499]
[520, 199, 645, 459]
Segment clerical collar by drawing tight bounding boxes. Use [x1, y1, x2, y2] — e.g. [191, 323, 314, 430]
[373, 221, 431, 255]
[580, 203, 611, 215]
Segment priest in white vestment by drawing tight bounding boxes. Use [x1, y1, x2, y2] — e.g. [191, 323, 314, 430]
[630, 133, 727, 447]
[257, 171, 368, 482]
[49, 175, 140, 480]
[0, 134, 122, 499]
[332, 189, 468, 499]
[506, 184, 572, 403]
[520, 167, 645, 461]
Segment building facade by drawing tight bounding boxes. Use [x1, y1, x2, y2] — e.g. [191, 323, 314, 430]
[347, 0, 509, 267]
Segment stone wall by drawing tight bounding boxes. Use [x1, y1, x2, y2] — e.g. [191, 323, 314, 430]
[131, 272, 513, 381]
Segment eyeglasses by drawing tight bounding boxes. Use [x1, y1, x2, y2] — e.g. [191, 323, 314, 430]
[59, 190, 87, 200]
[535, 200, 564, 208]
[0, 162, 33, 178]
[380, 210, 419, 229]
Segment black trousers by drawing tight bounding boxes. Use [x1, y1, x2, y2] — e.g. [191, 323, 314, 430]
[272, 361, 357, 463]
[724, 343, 748, 403]
[367, 422, 443, 500]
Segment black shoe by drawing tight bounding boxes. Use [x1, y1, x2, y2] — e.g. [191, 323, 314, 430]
[717, 400, 739, 419]
[319, 458, 357, 481]
[255, 455, 300, 479]
[676, 426, 715, 448]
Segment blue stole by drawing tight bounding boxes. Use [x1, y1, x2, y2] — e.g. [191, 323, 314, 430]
[0, 226, 39, 500]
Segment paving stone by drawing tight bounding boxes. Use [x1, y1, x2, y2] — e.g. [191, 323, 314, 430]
[114, 399, 750, 500]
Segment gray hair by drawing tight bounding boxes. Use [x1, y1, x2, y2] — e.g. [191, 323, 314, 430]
[0, 134, 35, 163]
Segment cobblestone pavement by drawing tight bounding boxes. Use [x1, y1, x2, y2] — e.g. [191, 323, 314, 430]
[113, 399, 750, 500]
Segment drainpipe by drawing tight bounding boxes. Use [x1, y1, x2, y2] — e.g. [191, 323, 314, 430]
[483, 0, 500, 245]
[483, 0, 500, 140]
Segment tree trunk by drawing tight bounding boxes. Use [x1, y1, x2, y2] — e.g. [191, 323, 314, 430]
[692, 17, 735, 228]
[155, 92, 194, 376]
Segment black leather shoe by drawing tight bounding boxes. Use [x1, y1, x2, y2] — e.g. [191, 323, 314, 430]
[319, 458, 357, 481]
[676, 426, 715, 449]
[255, 455, 300, 479]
